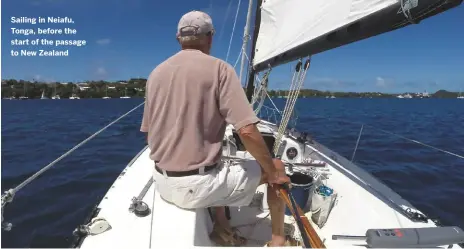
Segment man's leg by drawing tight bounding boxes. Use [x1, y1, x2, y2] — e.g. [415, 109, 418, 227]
[213, 206, 232, 230]
[213, 159, 286, 246]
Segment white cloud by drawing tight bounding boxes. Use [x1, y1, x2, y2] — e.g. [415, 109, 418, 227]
[96, 67, 107, 76]
[375, 76, 394, 88]
[376, 77, 386, 87]
[96, 39, 111, 45]
[32, 74, 55, 82]
[308, 77, 357, 89]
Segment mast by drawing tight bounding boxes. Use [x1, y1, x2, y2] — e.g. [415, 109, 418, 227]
[239, 0, 254, 83]
[245, 0, 262, 102]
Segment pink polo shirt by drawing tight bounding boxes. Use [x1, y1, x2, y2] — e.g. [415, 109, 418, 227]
[141, 49, 259, 171]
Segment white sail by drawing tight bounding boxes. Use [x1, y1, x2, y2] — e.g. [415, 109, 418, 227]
[253, 0, 396, 67]
[252, 0, 462, 70]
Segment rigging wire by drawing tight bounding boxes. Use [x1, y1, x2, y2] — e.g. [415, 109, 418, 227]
[369, 125, 464, 160]
[259, 106, 464, 161]
[1, 101, 146, 208]
[225, 0, 242, 63]
[218, 0, 234, 42]
[233, 47, 243, 69]
[252, 70, 272, 115]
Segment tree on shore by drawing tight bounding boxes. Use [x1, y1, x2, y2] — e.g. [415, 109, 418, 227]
[1, 79, 147, 99]
[2, 79, 460, 99]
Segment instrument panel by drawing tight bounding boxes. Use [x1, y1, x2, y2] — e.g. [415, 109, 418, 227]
[286, 147, 298, 160]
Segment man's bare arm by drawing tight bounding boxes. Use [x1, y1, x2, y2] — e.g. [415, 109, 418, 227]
[237, 123, 276, 176]
[217, 63, 278, 176]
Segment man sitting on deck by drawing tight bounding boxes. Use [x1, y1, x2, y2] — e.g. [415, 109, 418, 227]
[140, 10, 292, 247]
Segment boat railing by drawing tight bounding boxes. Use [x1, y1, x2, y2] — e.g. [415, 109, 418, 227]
[258, 105, 463, 228]
[297, 113, 463, 162]
[258, 104, 300, 129]
[258, 104, 463, 163]
[258, 106, 463, 225]
[1, 101, 146, 231]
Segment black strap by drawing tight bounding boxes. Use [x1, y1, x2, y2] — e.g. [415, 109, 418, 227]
[155, 163, 217, 177]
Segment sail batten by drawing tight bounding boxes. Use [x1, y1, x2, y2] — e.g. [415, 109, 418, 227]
[252, 0, 462, 71]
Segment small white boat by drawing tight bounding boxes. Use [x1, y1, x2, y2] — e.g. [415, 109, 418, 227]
[103, 85, 111, 99]
[396, 93, 412, 99]
[19, 84, 28, 100]
[70, 86, 80, 99]
[120, 88, 131, 99]
[40, 90, 48, 99]
[51, 83, 60, 99]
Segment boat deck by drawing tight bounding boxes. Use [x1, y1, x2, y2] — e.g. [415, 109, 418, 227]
[77, 123, 463, 248]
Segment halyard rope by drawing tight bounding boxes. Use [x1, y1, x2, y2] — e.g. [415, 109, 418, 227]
[274, 58, 311, 154]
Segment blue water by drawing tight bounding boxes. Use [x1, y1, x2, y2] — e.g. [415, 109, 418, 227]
[1, 98, 463, 247]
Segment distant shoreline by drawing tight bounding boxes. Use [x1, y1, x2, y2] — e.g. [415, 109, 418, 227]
[1, 78, 462, 99]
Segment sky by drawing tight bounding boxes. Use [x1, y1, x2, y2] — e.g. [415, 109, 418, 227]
[1, 0, 463, 93]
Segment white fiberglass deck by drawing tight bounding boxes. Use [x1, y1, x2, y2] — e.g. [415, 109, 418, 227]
[78, 122, 463, 248]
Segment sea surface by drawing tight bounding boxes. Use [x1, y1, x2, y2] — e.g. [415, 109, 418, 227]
[1, 98, 463, 247]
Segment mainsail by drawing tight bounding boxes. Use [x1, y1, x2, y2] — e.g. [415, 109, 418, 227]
[250, 0, 463, 72]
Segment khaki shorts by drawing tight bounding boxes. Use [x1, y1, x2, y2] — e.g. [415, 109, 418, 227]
[153, 160, 262, 209]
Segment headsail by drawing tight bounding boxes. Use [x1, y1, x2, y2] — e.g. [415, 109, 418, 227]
[251, 0, 462, 72]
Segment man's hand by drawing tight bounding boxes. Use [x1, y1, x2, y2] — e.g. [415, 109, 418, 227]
[268, 170, 290, 185]
[267, 158, 290, 185]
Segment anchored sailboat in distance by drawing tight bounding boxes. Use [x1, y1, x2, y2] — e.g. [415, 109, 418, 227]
[102, 85, 111, 99]
[120, 88, 131, 99]
[69, 85, 80, 99]
[51, 83, 60, 99]
[1, 0, 463, 248]
[40, 90, 48, 99]
[18, 82, 29, 100]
